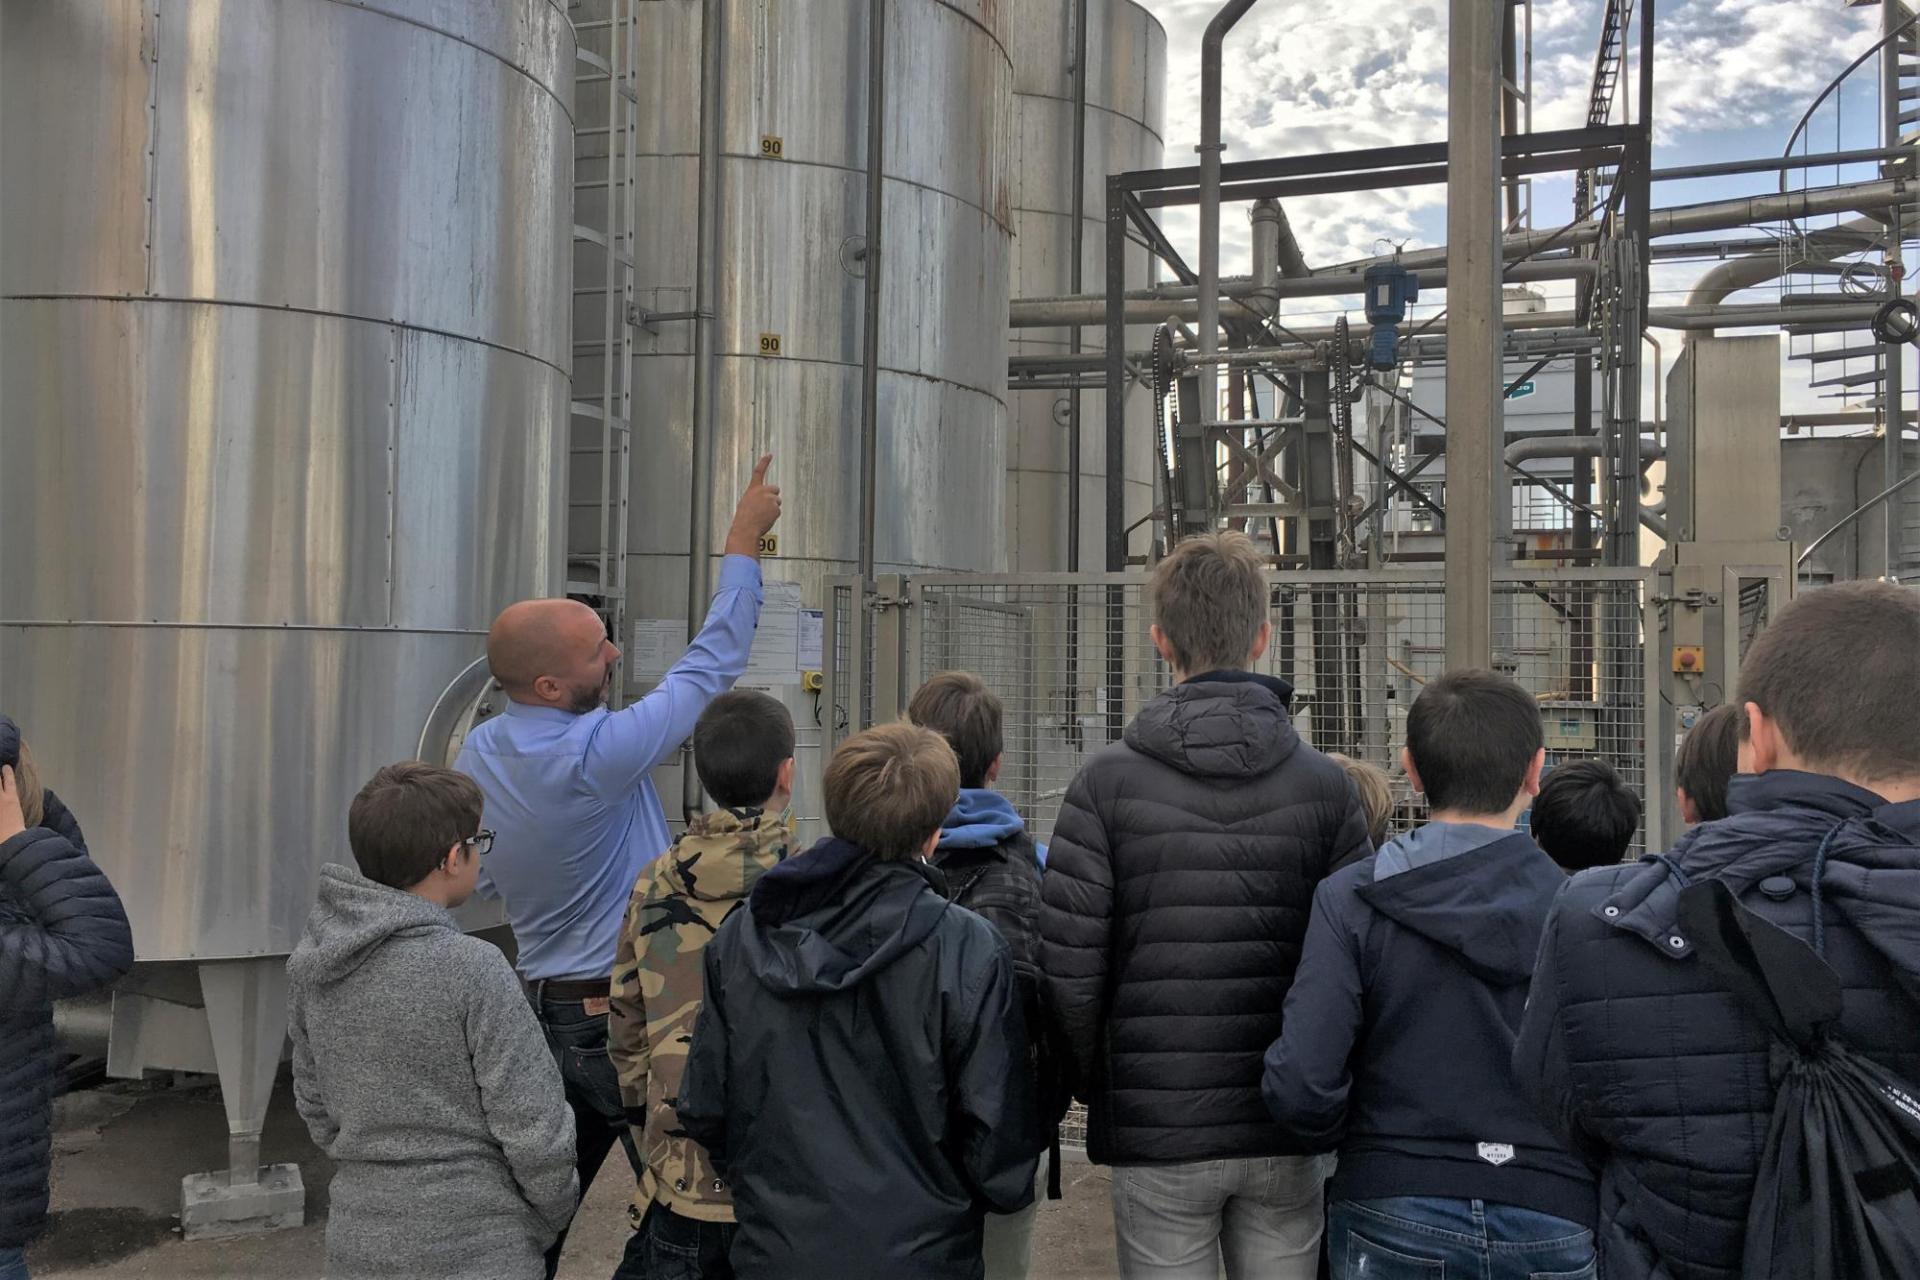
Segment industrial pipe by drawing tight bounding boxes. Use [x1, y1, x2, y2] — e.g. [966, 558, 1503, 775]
[1248, 199, 1281, 317]
[856, 0, 887, 582]
[1505, 435, 1664, 465]
[1328, 178, 1916, 275]
[684, 0, 726, 821]
[1007, 258, 1597, 328]
[1198, 0, 1262, 428]
[1684, 214, 1886, 320]
[1067, 0, 1088, 571]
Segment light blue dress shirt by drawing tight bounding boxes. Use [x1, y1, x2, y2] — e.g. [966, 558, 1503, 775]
[455, 555, 763, 980]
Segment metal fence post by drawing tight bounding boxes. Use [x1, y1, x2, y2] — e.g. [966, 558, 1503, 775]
[872, 572, 908, 724]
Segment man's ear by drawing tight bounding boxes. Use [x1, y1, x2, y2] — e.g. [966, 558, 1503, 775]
[1400, 746, 1425, 797]
[919, 829, 941, 861]
[985, 753, 1003, 787]
[776, 757, 797, 793]
[1521, 747, 1547, 800]
[1744, 701, 1785, 774]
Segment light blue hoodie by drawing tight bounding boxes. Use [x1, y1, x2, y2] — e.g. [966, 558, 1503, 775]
[1372, 819, 1518, 879]
[938, 788, 1048, 868]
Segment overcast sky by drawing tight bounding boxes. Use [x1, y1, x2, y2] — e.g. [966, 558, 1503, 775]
[1130, 0, 1893, 412]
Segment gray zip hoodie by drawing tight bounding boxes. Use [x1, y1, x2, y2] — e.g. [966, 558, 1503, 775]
[287, 863, 577, 1280]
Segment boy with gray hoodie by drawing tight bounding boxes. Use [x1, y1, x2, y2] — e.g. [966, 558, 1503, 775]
[288, 763, 578, 1280]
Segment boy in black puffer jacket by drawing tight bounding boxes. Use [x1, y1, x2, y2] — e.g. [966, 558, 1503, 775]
[0, 719, 134, 1279]
[1039, 532, 1373, 1280]
[909, 672, 1059, 1280]
[1516, 581, 1920, 1280]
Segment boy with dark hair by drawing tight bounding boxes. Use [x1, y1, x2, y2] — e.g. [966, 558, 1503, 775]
[1517, 581, 1920, 1280]
[1529, 758, 1641, 871]
[608, 691, 797, 1280]
[1263, 668, 1596, 1279]
[1675, 701, 1742, 825]
[288, 763, 577, 1280]
[678, 723, 1038, 1279]
[908, 671, 1054, 1280]
[1040, 531, 1372, 1279]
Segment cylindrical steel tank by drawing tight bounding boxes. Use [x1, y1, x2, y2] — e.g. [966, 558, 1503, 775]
[1007, 0, 1165, 569]
[579, 0, 1015, 636]
[1780, 435, 1887, 582]
[0, 1, 572, 961]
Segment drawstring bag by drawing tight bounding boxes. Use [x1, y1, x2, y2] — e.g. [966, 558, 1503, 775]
[1676, 847, 1920, 1280]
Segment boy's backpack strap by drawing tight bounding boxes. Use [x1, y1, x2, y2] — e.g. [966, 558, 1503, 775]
[1678, 878, 1843, 1051]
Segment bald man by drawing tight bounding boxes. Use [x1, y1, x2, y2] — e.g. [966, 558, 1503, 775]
[455, 456, 781, 1223]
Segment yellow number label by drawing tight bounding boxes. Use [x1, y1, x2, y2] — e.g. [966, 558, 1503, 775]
[758, 333, 783, 355]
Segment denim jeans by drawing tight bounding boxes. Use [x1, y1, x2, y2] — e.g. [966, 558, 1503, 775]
[532, 995, 642, 1275]
[1328, 1197, 1596, 1280]
[0, 1246, 27, 1280]
[1110, 1155, 1334, 1280]
[614, 1200, 736, 1280]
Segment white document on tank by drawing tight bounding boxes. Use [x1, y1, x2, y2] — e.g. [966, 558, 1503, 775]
[797, 609, 824, 671]
[630, 580, 805, 686]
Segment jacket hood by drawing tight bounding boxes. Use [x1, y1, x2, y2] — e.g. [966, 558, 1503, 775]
[938, 789, 1028, 851]
[1124, 672, 1300, 780]
[287, 863, 457, 986]
[657, 808, 791, 902]
[1372, 820, 1513, 880]
[1596, 770, 1920, 1000]
[0, 716, 20, 770]
[1358, 832, 1567, 984]
[741, 837, 952, 996]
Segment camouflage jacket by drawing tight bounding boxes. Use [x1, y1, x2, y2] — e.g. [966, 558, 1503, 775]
[609, 807, 791, 1223]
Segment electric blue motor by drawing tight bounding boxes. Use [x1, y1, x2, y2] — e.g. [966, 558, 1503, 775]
[1362, 260, 1419, 369]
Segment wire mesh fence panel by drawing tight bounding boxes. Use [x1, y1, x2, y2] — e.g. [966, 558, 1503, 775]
[837, 568, 1654, 1147]
[878, 570, 1656, 852]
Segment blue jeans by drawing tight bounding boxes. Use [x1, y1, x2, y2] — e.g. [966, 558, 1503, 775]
[1328, 1197, 1595, 1280]
[614, 1200, 736, 1280]
[0, 1246, 28, 1280]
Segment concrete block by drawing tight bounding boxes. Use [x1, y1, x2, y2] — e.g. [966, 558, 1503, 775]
[180, 1164, 305, 1240]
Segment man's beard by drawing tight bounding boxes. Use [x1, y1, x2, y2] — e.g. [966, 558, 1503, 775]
[567, 664, 614, 714]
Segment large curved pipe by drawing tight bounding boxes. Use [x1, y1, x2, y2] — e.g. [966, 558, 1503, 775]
[1197, 0, 1262, 426]
[1505, 435, 1664, 466]
[1685, 214, 1887, 315]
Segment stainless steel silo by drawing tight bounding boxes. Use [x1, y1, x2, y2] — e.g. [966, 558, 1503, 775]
[1007, 0, 1165, 569]
[572, 0, 1012, 629]
[0, 0, 571, 1227]
[568, 0, 1014, 834]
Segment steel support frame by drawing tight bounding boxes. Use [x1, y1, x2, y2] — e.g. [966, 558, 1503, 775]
[1101, 127, 1633, 574]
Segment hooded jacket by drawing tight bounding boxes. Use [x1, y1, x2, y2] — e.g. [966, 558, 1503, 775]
[1262, 825, 1596, 1226]
[1515, 771, 1920, 1280]
[1039, 671, 1373, 1165]
[286, 864, 578, 1280]
[0, 718, 134, 1249]
[608, 806, 790, 1223]
[677, 837, 1038, 1280]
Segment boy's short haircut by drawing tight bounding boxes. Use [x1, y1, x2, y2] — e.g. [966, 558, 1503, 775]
[1328, 753, 1393, 847]
[824, 723, 960, 862]
[1736, 580, 1920, 784]
[694, 690, 797, 809]
[1529, 759, 1641, 871]
[1405, 668, 1544, 815]
[349, 762, 484, 890]
[907, 671, 1003, 790]
[1674, 702, 1742, 822]
[1151, 532, 1268, 674]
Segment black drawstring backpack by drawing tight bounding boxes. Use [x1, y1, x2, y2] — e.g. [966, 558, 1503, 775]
[1676, 834, 1920, 1280]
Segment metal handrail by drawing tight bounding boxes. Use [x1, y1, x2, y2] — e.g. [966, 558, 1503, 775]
[1795, 467, 1920, 573]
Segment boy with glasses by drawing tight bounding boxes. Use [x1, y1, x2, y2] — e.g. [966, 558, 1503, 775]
[288, 762, 577, 1280]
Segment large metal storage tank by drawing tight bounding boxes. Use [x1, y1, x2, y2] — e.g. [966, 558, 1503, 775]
[0, 0, 570, 1212]
[569, 0, 1014, 834]
[1007, 0, 1165, 569]
[579, 0, 1014, 627]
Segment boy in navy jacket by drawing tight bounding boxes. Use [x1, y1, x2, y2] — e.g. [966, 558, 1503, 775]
[1262, 670, 1595, 1280]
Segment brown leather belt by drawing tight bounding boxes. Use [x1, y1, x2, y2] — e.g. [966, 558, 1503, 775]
[529, 977, 610, 1001]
